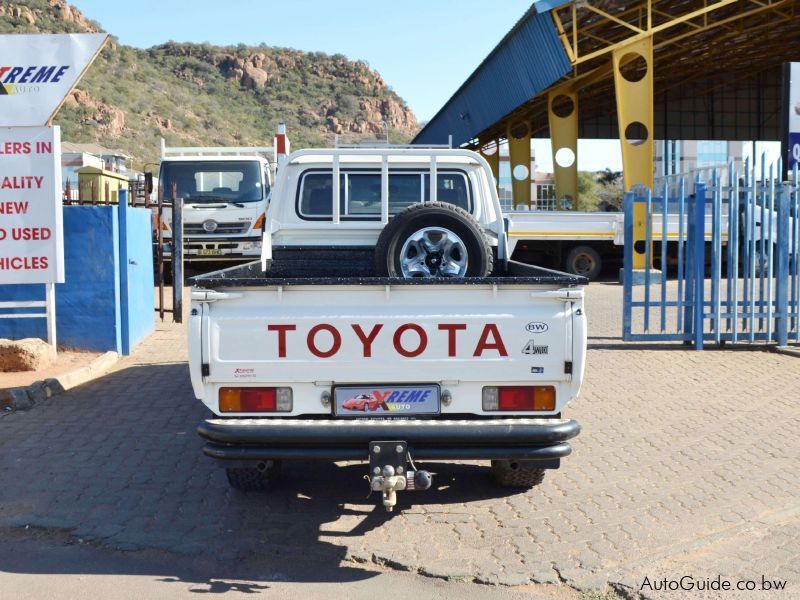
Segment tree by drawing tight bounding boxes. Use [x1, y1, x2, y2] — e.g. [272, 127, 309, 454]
[597, 180, 624, 211]
[598, 167, 622, 186]
[574, 171, 601, 211]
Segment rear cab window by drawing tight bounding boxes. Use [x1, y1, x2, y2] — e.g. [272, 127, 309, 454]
[297, 170, 472, 220]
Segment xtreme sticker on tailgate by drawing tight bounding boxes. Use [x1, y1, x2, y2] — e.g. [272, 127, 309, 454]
[334, 385, 440, 416]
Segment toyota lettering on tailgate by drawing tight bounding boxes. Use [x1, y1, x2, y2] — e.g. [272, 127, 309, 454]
[266, 323, 509, 359]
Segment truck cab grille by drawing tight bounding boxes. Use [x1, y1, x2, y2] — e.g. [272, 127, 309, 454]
[184, 222, 250, 236]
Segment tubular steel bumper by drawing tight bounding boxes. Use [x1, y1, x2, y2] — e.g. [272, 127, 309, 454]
[197, 417, 580, 463]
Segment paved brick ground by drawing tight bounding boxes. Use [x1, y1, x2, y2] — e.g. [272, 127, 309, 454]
[1, 282, 798, 597]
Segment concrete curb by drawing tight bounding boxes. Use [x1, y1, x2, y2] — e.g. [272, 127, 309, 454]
[0, 351, 119, 412]
[775, 346, 800, 358]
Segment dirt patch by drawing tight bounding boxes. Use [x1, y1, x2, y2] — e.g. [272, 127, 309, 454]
[0, 350, 102, 390]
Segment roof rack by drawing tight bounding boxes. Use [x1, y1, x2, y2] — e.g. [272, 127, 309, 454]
[160, 138, 274, 159]
[333, 134, 453, 150]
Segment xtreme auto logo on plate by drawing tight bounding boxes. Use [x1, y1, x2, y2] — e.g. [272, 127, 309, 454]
[335, 386, 440, 415]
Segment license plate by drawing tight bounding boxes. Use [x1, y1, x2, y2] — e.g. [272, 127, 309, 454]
[334, 385, 440, 416]
[196, 249, 221, 256]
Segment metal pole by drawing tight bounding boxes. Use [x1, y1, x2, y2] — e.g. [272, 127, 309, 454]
[332, 155, 340, 224]
[644, 187, 652, 333]
[381, 155, 389, 225]
[622, 191, 634, 340]
[171, 184, 183, 324]
[157, 184, 164, 321]
[118, 189, 130, 355]
[775, 183, 790, 346]
[45, 282, 57, 349]
[694, 183, 706, 350]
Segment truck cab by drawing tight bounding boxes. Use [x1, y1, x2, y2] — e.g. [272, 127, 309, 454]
[158, 140, 274, 262]
[262, 145, 508, 277]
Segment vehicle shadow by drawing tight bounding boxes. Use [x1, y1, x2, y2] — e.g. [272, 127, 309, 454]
[0, 362, 519, 588]
[588, 340, 773, 351]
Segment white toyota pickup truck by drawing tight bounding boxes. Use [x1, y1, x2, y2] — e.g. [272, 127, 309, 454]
[190, 145, 587, 510]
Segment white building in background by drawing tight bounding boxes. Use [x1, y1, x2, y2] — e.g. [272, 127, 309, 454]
[496, 144, 553, 210]
[493, 139, 764, 211]
[655, 140, 747, 179]
[61, 142, 150, 202]
[60, 142, 105, 190]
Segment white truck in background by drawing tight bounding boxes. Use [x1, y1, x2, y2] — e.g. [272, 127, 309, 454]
[506, 208, 731, 280]
[190, 144, 587, 511]
[154, 139, 276, 264]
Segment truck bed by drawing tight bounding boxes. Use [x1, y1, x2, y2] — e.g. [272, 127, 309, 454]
[190, 256, 587, 288]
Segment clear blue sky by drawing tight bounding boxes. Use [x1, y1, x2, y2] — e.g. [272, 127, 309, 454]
[70, 0, 534, 122]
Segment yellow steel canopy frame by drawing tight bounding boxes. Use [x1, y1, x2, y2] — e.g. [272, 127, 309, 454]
[548, 0, 774, 269]
[548, 85, 579, 210]
[507, 121, 532, 208]
[613, 37, 654, 268]
[469, 1, 794, 269]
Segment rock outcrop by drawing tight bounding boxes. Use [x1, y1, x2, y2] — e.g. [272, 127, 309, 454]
[63, 89, 126, 139]
[1, 1, 99, 32]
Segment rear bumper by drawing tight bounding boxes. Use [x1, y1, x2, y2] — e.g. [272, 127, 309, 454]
[197, 417, 580, 463]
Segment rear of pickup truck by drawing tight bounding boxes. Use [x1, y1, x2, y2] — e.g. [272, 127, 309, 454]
[190, 261, 586, 508]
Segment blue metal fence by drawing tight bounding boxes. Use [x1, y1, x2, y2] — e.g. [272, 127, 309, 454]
[623, 158, 800, 349]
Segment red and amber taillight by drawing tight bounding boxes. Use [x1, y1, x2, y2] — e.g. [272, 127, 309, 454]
[219, 387, 292, 413]
[482, 386, 556, 411]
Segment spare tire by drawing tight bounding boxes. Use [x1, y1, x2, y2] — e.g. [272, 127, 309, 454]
[374, 202, 493, 278]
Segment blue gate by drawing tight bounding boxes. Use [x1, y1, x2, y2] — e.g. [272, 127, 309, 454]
[623, 158, 800, 349]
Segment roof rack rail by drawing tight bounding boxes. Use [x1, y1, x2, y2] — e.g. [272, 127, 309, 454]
[160, 138, 274, 159]
[333, 134, 453, 150]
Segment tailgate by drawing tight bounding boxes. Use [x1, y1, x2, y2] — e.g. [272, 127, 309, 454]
[191, 282, 585, 416]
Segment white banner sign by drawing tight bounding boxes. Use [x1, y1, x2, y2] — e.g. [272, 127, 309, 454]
[0, 126, 64, 284]
[0, 33, 107, 127]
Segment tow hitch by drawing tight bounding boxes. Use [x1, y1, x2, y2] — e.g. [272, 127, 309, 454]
[368, 441, 432, 511]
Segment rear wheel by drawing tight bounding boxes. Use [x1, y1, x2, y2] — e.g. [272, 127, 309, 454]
[564, 245, 602, 280]
[490, 460, 546, 489]
[226, 461, 281, 492]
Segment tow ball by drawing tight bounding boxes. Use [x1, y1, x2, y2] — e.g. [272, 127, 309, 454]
[369, 441, 432, 511]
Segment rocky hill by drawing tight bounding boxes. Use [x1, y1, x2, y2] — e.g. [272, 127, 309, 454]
[0, 1, 419, 166]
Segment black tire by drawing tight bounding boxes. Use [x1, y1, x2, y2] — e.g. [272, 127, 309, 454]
[490, 460, 546, 489]
[226, 461, 281, 492]
[564, 245, 602, 280]
[374, 202, 493, 278]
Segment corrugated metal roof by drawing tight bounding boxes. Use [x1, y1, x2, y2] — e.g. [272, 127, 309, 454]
[413, 5, 571, 146]
[532, 0, 571, 14]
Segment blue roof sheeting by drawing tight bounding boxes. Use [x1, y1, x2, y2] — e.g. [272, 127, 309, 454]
[413, 5, 571, 146]
[532, 0, 572, 14]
